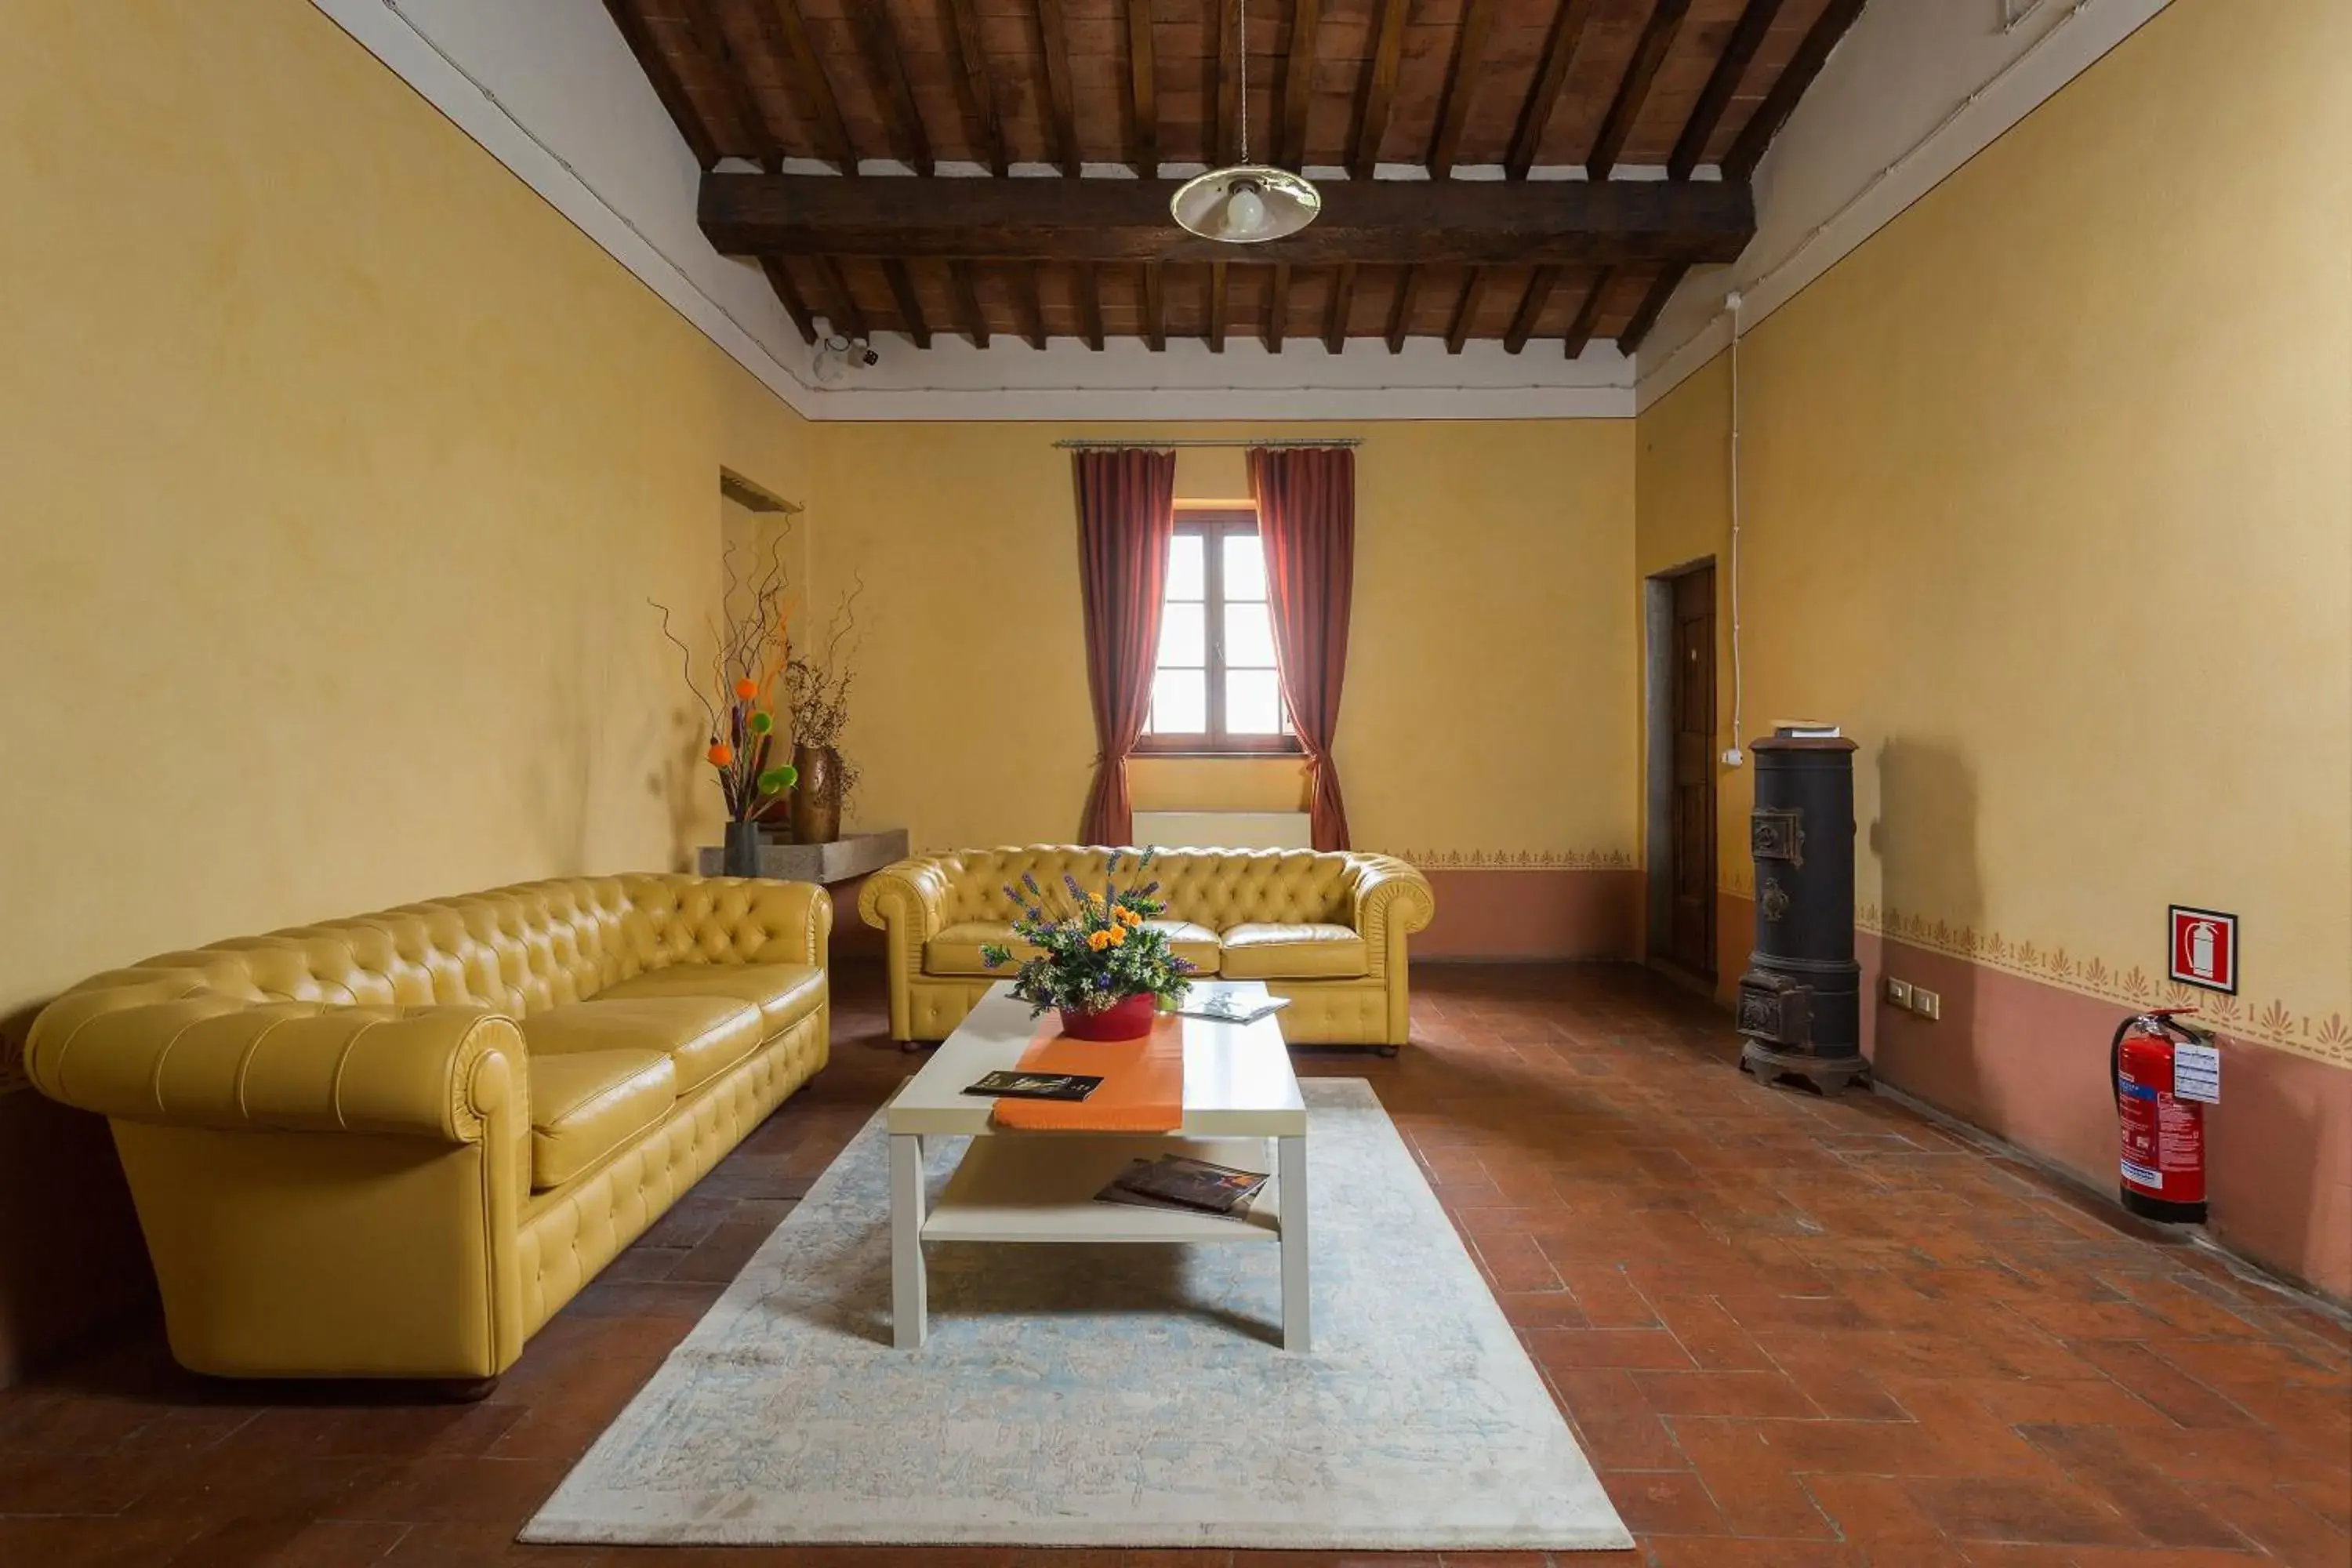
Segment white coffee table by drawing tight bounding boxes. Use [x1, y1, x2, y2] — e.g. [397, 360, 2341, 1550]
[884, 981, 1310, 1352]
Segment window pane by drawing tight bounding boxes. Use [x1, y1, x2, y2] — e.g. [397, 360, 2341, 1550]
[1222, 531, 1267, 600]
[1224, 601, 1277, 668]
[1167, 533, 1206, 599]
[1150, 668, 1207, 735]
[1226, 669, 1283, 734]
[1158, 601, 1205, 667]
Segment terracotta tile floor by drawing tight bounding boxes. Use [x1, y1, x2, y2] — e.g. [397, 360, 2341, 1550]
[2, 962, 2346, 1567]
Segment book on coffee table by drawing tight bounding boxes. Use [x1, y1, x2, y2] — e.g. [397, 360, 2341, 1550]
[1174, 984, 1293, 1025]
[962, 1070, 1102, 1101]
[1095, 1153, 1270, 1218]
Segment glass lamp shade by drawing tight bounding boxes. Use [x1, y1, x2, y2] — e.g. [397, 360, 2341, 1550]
[1170, 165, 1322, 244]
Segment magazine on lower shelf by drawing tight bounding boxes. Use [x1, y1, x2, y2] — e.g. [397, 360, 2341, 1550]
[1094, 1153, 1271, 1219]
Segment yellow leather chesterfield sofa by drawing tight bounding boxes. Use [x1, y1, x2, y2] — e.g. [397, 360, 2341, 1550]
[24, 873, 829, 1384]
[858, 846, 1434, 1049]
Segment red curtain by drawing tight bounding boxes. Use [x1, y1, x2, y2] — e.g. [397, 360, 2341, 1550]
[1248, 446, 1356, 851]
[1074, 448, 1178, 845]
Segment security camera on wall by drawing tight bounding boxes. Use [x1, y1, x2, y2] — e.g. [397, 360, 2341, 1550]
[810, 333, 879, 386]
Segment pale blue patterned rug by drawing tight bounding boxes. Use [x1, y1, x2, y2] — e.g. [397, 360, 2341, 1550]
[521, 1079, 1631, 1550]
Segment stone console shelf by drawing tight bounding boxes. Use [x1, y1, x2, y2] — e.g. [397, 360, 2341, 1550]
[695, 828, 910, 885]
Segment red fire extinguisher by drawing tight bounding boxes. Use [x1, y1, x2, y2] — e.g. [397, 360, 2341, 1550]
[2110, 1008, 2211, 1224]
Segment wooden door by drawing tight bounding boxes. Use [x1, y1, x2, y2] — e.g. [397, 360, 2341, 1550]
[1668, 565, 1717, 975]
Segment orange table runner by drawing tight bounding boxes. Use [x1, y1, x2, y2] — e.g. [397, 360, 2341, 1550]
[989, 1011, 1185, 1132]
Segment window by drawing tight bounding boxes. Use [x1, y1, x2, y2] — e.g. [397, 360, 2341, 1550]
[1141, 511, 1296, 753]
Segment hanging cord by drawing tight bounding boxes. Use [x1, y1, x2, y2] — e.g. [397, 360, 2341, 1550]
[1237, 0, 1250, 165]
[1722, 291, 1748, 767]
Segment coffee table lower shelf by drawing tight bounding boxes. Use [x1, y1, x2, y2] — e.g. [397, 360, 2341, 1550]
[890, 1130, 1308, 1351]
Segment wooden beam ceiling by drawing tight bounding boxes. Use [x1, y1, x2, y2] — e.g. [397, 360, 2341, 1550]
[607, 0, 1871, 354]
[700, 175, 1755, 267]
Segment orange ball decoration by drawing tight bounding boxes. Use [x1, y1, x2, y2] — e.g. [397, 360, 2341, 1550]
[733, 677, 759, 701]
[706, 742, 735, 766]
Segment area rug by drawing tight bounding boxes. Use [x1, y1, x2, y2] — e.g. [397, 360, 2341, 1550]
[521, 1079, 1632, 1550]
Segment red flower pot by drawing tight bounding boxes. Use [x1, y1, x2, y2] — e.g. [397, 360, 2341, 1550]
[1057, 992, 1159, 1041]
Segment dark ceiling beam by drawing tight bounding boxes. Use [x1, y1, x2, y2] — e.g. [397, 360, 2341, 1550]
[1617, 260, 1687, 353]
[1033, 0, 1083, 177]
[1670, 0, 1784, 180]
[815, 256, 868, 342]
[757, 257, 818, 343]
[848, 0, 931, 174]
[1588, 0, 1690, 177]
[883, 259, 931, 347]
[1446, 268, 1486, 354]
[764, 0, 857, 173]
[1143, 263, 1167, 351]
[1014, 263, 1048, 347]
[1563, 266, 1611, 358]
[1208, 260, 1229, 352]
[1428, 0, 1498, 177]
[603, 2, 719, 168]
[1276, 0, 1322, 169]
[939, 0, 1008, 176]
[1078, 263, 1105, 350]
[1505, 0, 1595, 180]
[947, 260, 989, 347]
[1324, 263, 1356, 354]
[680, 0, 782, 168]
[1504, 264, 1559, 354]
[1125, 0, 1158, 175]
[1350, 0, 1409, 179]
[1266, 263, 1290, 352]
[705, 174, 1755, 265]
[1385, 265, 1419, 354]
[1725, 0, 1866, 179]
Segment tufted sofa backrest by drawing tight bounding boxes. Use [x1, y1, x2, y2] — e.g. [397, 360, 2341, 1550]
[77, 875, 810, 1022]
[938, 847, 1360, 931]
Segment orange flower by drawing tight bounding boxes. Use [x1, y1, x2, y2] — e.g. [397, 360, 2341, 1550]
[1116, 906, 1144, 927]
[1103, 924, 1127, 947]
[1087, 929, 1112, 952]
[706, 742, 735, 766]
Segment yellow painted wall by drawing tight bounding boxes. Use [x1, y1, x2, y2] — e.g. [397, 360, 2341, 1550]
[1635, 0, 2352, 1066]
[804, 421, 1638, 868]
[0, 0, 809, 1030]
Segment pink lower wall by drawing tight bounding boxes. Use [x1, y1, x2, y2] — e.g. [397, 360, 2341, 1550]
[1719, 891, 2352, 1299]
[1414, 869, 1641, 960]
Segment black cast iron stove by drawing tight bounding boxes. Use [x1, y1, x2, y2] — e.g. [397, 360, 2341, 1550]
[1737, 729, 1868, 1093]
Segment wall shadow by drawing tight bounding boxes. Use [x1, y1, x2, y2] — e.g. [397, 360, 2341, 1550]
[1869, 739, 1986, 1123]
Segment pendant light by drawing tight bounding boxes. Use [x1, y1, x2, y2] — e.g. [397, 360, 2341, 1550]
[1171, 0, 1321, 243]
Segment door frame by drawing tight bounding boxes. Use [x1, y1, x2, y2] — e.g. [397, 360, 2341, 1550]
[1644, 557, 1717, 983]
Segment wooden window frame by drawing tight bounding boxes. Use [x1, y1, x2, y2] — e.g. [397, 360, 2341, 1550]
[1136, 510, 1301, 756]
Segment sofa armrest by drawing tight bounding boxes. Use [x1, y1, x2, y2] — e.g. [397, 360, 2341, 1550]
[723, 877, 833, 967]
[1350, 856, 1436, 975]
[857, 857, 952, 943]
[27, 991, 520, 1145]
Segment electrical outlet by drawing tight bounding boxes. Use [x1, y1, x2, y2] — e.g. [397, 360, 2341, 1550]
[1912, 987, 1942, 1021]
[1885, 978, 1913, 1008]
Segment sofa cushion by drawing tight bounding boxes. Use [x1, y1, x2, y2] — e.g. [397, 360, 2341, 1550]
[924, 921, 1040, 978]
[1146, 920, 1222, 976]
[522, 996, 764, 1098]
[527, 1048, 676, 1190]
[1218, 923, 1369, 980]
[600, 962, 825, 1032]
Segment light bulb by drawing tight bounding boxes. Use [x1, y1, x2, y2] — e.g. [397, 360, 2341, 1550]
[1223, 183, 1266, 239]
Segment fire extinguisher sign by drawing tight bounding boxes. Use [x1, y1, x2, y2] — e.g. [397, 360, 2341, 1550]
[2168, 906, 2238, 995]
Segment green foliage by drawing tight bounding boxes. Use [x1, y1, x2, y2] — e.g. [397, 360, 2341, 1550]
[980, 848, 1196, 1018]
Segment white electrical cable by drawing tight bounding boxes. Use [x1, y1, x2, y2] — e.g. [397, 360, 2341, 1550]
[1721, 291, 1747, 768]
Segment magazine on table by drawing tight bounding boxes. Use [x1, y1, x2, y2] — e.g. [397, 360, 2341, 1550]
[1095, 1153, 1270, 1218]
[961, 1070, 1102, 1101]
[1173, 983, 1293, 1025]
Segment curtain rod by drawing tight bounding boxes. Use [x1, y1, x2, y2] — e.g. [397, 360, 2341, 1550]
[1052, 437, 1361, 450]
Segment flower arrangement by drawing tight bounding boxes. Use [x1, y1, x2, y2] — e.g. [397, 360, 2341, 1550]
[650, 538, 800, 826]
[981, 850, 1195, 1040]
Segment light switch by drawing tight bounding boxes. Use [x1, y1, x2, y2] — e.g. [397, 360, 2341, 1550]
[1886, 978, 1913, 1008]
[1913, 988, 1941, 1020]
